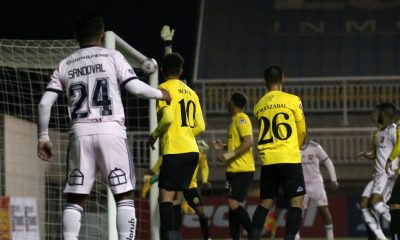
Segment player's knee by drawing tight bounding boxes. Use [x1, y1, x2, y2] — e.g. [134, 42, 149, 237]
[228, 198, 241, 210]
[359, 197, 369, 209]
[114, 190, 134, 202]
[290, 195, 305, 208]
[66, 193, 88, 209]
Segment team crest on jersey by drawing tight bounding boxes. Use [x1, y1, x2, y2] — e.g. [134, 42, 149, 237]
[381, 136, 385, 143]
[308, 154, 314, 160]
[268, 96, 274, 101]
[238, 118, 246, 125]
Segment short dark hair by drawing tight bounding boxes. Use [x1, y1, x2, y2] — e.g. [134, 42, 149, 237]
[162, 53, 184, 77]
[75, 13, 104, 43]
[378, 102, 396, 118]
[230, 91, 247, 108]
[264, 66, 284, 88]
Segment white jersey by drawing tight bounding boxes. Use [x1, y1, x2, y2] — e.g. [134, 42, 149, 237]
[374, 123, 397, 175]
[301, 141, 329, 184]
[45, 46, 138, 138]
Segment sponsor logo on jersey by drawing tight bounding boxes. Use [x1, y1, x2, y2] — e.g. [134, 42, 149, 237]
[238, 118, 246, 125]
[380, 136, 385, 143]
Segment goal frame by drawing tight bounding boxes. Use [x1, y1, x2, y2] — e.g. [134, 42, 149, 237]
[104, 31, 160, 240]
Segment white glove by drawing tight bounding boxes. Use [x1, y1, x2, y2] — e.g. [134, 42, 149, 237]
[160, 25, 175, 41]
[197, 139, 210, 153]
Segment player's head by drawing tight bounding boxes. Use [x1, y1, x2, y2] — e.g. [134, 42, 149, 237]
[377, 102, 396, 124]
[264, 66, 284, 90]
[229, 91, 248, 113]
[161, 53, 184, 79]
[74, 13, 105, 45]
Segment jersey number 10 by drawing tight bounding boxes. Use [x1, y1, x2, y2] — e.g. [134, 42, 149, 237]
[179, 99, 196, 128]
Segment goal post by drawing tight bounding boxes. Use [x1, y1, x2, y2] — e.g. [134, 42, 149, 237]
[0, 32, 160, 239]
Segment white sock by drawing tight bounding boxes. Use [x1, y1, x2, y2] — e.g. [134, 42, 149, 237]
[324, 224, 334, 240]
[117, 199, 137, 240]
[373, 201, 391, 222]
[63, 203, 83, 240]
[361, 208, 386, 239]
[295, 232, 300, 240]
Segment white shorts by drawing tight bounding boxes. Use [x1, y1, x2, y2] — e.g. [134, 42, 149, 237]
[303, 181, 328, 208]
[361, 174, 396, 202]
[64, 135, 135, 195]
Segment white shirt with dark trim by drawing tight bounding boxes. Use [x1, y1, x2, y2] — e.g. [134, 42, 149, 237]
[44, 46, 160, 139]
[301, 140, 334, 184]
[374, 123, 397, 175]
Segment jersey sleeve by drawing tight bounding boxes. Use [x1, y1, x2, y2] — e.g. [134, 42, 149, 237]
[113, 51, 139, 87]
[293, 97, 305, 122]
[193, 95, 206, 137]
[46, 69, 64, 94]
[236, 115, 252, 137]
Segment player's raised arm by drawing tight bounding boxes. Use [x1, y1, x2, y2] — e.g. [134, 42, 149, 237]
[161, 25, 174, 56]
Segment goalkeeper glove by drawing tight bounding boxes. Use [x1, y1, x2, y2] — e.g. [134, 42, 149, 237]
[160, 25, 175, 45]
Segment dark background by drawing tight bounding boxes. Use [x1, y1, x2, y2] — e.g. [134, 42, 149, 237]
[0, 0, 200, 81]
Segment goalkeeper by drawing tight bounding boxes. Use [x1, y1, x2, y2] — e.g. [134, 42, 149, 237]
[142, 138, 212, 240]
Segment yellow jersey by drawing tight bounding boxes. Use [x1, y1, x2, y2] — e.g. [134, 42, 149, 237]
[157, 79, 205, 155]
[226, 112, 255, 172]
[254, 90, 306, 165]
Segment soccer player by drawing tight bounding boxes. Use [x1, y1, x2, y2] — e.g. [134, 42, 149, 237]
[142, 139, 212, 240]
[359, 102, 398, 240]
[36, 14, 171, 240]
[251, 66, 307, 240]
[296, 138, 339, 240]
[212, 91, 255, 240]
[385, 111, 400, 240]
[148, 52, 205, 240]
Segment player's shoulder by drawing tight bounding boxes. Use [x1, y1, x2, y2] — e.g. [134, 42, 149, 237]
[308, 140, 320, 147]
[280, 91, 301, 103]
[235, 112, 251, 125]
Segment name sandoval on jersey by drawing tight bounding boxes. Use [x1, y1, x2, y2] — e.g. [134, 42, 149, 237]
[68, 64, 106, 79]
[255, 103, 286, 115]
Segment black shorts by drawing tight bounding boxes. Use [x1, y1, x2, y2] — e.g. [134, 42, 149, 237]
[183, 188, 203, 209]
[260, 163, 306, 199]
[225, 171, 254, 202]
[389, 176, 400, 204]
[158, 152, 199, 191]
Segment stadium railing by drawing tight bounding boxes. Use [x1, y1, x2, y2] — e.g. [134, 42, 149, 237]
[195, 76, 400, 125]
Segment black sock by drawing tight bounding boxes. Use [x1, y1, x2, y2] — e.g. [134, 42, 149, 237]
[173, 204, 182, 240]
[285, 207, 302, 239]
[199, 216, 210, 240]
[391, 209, 400, 239]
[229, 209, 240, 240]
[232, 205, 253, 239]
[159, 202, 175, 240]
[251, 205, 269, 239]
[366, 223, 376, 240]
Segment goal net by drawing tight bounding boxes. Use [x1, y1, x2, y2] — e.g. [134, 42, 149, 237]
[0, 33, 158, 239]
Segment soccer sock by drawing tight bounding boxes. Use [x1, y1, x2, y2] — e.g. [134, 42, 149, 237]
[229, 209, 240, 240]
[373, 201, 391, 222]
[150, 174, 159, 185]
[116, 199, 137, 240]
[199, 216, 210, 240]
[366, 223, 377, 240]
[63, 203, 83, 240]
[232, 205, 253, 238]
[173, 204, 182, 240]
[294, 232, 300, 240]
[159, 202, 175, 240]
[391, 209, 400, 239]
[324, 224, 334, 240]
[361, 208, 386, 239]
[284, 207, 302, 240]
[251, 205, 269, 239]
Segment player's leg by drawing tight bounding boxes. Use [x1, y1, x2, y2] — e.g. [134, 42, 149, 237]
[317, 206, 334, 240]
[389, 177, 400, 240]
[311, 184, 334, 240]
[184, 188, 211, 240]
[141, 173, 159, 198]
[294, 193, 310, 240]
[226, 172, 254, 239]
[97, 135, 137, 240]
[370, 174, 391, 222]
[360, 180, 385, 240]
[63, 136, 96, 240]
[252, 165, 279, 239]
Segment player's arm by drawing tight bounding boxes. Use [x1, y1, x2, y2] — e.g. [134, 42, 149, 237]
[386, 124, 400, 175]
[37, 91, 58, 161]
[160, 25, 174, 56]
[323, 157, 339, 190]
[220, 117, 253, 161]
[199, 153, 211, 186]
[193, 96, 206, 137]
[148, 106, 174, 150]
[294, 98, 307, 148]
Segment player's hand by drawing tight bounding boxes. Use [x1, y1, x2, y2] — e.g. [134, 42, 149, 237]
[202, 182, 212, 188]
[160, 88, 171, 104]
[386, 160, 393, 176]
[330, 181, 339, 190]
[160, 25, 175, 41]
[37, 141, 53, 161]
[148, 135, 157, 151]
[219, 151, 235, 162]
[212, 139, 224, 150]
[356, 151, 366, 160]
